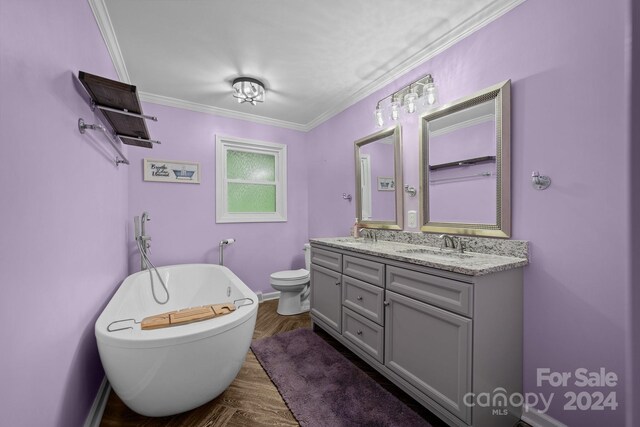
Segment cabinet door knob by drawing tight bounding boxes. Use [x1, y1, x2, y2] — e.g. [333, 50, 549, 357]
[383, 301, 389, 306]
[356, 295, 363, 301]
[335, 281, 341, 286]
[356, 330, 363, 335]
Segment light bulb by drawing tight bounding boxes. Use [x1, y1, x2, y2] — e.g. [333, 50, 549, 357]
[390, 100, 400, 121]
[374, 105, 384, 127]
[404, 90, 418, 114]
[422, 79, 438, 106]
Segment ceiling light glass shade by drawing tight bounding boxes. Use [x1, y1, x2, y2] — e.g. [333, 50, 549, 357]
[232, 77, 265, 105]
[422, 76, 438, 106]
[404, 89, 418, 114]
[390, 99, 400, 121]
[374, 104, 384, 127]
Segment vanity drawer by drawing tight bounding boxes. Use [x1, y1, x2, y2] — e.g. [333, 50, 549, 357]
[311, 247, 343, 272]
[343, 255, 385, 287]
[342, 275, 384, 325]
[342, 307, 384, 363]
[386, 266, 473, 317]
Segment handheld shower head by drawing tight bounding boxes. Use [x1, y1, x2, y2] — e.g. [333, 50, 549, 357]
[140, 211, 151, 238]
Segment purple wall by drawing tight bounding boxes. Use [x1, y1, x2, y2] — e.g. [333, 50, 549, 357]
[126, 103, 309, 294]
[629, 0, 640, 423]
[0, 1, 128, 427]
[428, 120, 496, 223]
[307, 1, 632, 425]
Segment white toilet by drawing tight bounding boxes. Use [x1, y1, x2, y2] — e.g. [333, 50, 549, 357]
[270, 243, 311, 315]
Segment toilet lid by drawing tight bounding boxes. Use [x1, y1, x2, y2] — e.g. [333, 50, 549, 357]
[270, 268, 309, 281]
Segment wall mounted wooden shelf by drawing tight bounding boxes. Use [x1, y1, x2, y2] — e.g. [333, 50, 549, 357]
[78, 71, 159, 149]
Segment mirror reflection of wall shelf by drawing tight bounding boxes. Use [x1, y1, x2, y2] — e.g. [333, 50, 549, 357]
[420, 80, 511, 238]
[429, 156, 496, 171]
[354, 126, 403, 230]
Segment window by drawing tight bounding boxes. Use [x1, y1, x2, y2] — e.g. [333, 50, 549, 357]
[216, 135, 287, 223]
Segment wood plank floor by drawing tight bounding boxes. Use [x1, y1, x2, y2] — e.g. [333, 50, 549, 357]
[100, 300, 529, 427]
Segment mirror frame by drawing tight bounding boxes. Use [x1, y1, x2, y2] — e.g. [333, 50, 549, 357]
[419, 80, 511, 238]
[355, 126, 404, 230]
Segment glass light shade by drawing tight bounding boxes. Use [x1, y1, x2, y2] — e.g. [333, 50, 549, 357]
[390, 100, 400, 121]
[404, 90, 418, 114]
[374, 106, 384, 127]
[232, 77, 265, 105]
[423, 82, 438, 106]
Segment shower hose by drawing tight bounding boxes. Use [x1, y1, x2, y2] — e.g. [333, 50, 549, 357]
[136, 238, 170, 305]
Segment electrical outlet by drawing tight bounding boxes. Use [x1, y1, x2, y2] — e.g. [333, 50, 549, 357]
[408, 210, 417, 228]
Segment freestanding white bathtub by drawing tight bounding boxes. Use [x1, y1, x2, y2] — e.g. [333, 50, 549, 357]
[95, 264, 258, 417]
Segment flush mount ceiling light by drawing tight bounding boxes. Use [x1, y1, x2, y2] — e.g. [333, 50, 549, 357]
[373, 74, 438, 127]
[232, 77, 265, 105]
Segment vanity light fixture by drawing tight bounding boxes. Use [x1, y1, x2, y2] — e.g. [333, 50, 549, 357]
[373, 74, 438, 127]
[232, 77, 265, 105]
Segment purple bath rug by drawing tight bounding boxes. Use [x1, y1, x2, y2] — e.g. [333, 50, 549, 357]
[251, 328, 431, 427]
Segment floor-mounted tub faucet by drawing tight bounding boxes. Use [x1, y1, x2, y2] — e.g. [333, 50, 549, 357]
[219, 238, 235, 266]
[135, 212, 152, 270]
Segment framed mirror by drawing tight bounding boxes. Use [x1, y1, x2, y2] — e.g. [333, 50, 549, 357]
[419, 80, 511, 237]
[355, 126, 403, 230]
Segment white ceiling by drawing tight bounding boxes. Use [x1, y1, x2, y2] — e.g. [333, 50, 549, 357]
[90, 0, 524, 131]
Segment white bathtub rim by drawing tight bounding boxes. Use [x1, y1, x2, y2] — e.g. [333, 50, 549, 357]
[95, 263, 258, 349]
[97, 308, 257, 350]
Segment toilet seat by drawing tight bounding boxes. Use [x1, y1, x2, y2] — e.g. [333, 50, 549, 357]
[270, 268, 310, 287]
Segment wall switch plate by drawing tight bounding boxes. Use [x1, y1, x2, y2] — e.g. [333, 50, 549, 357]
[408, 210, 417, 228]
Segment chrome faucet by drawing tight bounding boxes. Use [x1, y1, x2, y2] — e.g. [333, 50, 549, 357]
[439, 234, 466, 253]
[439, 234, 454, 250]
[359, 228, 377, 242]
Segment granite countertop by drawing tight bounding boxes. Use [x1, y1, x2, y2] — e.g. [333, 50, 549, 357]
[310, 237, 528, 276]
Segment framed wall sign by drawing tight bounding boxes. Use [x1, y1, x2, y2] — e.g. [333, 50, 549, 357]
[377, 177, 395, 191]
[143, 159, 200, 184]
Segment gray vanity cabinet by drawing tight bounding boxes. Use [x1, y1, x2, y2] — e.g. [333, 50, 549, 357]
[310, 242, 523, 427]
[309, 264, 342, 333]
[385, 290, 472, 423]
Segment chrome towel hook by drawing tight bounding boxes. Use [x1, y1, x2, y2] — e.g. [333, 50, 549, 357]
[531, 171, 551, 190]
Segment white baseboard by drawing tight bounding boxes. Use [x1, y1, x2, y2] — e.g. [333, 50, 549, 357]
[84, 377, 111, 427]
[259, 290, 281, 301]
[521, 405, 568, 427]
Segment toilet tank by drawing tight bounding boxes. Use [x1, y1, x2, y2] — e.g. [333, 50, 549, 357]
[304, 243, 311, 270]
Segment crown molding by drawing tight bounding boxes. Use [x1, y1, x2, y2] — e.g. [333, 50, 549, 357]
[139, 92, 309, 132]
[304, 0, 526, 131]
[88, 0, 526, 132]
[88, 0, 131, 83]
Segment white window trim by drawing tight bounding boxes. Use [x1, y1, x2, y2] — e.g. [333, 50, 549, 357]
[216, 135, 287, 223]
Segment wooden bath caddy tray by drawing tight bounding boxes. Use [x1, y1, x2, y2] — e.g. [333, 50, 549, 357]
[141, 303, 236, 330]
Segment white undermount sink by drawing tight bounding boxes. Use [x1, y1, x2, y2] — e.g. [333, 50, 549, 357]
[397, 247, 473, 259]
